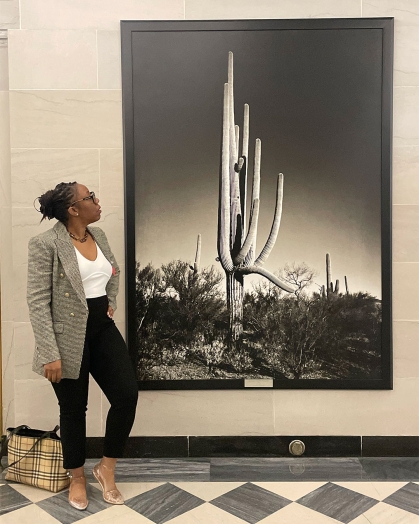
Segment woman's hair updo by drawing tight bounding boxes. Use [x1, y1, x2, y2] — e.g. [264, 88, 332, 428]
[35, 182, 77, 225]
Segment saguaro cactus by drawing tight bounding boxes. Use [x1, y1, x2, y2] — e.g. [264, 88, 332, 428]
[217, 52, 294, 343]
[189, 234, 201, 275]
[326, 253, 332, 294]
[326, 253, 340, 296]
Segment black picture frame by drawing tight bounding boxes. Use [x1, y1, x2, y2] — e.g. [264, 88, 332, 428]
[121, 18, 394, 391]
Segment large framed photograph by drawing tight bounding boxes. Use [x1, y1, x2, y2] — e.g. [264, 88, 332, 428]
[121, 18, 393, 390]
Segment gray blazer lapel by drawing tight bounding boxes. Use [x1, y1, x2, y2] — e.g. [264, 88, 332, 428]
[90, 229, 113, 264]
[54, 222, 87, 309]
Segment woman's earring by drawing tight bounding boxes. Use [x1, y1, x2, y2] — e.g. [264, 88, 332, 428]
[76, 213, 79, 216]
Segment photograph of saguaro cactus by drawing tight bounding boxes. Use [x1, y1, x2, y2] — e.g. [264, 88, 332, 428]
[122, 19, 393, 389]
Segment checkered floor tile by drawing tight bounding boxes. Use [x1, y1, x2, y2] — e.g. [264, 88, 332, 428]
[1, 459, 419, 524]
[383, 482, 419, 516]
[210, 482, 291, 523]
[0, 484, 32, 516]
[296, 482, 378, 523]
[125, 483, 205, 523]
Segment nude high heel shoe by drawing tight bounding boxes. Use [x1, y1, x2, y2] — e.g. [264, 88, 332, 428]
[92, 462, 124, 505]
[68, 474, 88, 510]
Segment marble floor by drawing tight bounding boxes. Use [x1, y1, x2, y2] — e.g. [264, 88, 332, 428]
[1, 458, 419, 523]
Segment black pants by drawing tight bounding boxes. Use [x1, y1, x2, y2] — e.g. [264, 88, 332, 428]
[52, 296, 138, 470]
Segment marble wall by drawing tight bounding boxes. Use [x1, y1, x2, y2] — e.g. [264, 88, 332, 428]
[1, 0, 418, 437]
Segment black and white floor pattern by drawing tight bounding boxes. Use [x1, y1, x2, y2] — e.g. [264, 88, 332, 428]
[1, 458, 418, 523]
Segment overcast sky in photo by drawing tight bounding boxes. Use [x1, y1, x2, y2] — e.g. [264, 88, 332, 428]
[133, 28, 383, 299]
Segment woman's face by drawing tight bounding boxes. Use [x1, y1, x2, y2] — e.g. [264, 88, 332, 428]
[69, 184, 101, 224]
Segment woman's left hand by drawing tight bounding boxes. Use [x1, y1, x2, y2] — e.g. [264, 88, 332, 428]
[107, 306, 114, 318]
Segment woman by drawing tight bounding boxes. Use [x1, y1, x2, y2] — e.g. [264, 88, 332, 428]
[27, 181, 138, 510]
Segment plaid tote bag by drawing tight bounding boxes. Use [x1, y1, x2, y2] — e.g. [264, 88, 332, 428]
[3, 425, 70, 492]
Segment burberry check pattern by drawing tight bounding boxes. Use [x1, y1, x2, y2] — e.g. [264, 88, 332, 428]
[5, 429, 69, 493]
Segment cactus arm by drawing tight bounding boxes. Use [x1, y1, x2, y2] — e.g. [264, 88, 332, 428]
[218, 82, 234, 272]
[233, 198, 260, 265]
[345, 276, 349, 294]
[239, 265, 295, 293]
[228, 52, 236, 171]
[234, 124, 241, 235]
[228, 52, 242, 255]
[194, 234, 201, 274]
[244, 138, 261, 266]
[326, 253, 331, 295]
[335, 279, 340, 294]
[228, 53, 236, 150]
[234, 123, 242, 236]
[240, 104, 250, 237]
[235, 125, 240, 161]
[242, 104, 249, 160]
[255, 172, 284, 267]
[251, 139, 261, 203]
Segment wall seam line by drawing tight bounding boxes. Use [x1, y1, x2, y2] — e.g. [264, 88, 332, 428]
[96, 30, 99, 89]
[10, 147, 111, 150]
[8, 89, 121, 91]
[98, 148, 101, 198]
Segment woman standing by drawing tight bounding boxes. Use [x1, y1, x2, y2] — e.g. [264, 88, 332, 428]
[27, 181, 138, 510]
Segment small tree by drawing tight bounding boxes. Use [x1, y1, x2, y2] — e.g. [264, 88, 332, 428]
[278, 262, 317, 298]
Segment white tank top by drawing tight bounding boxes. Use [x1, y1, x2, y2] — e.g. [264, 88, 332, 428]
[74, 243, 112, 299]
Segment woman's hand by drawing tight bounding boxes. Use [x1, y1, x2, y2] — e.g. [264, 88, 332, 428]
[44, 359, 62, 383]
[107, 306, 114, 318]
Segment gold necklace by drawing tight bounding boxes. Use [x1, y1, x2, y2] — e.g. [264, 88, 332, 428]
[68, 228, 88, 243]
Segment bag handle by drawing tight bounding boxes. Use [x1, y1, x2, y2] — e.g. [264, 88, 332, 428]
[1, 425, 60, 470]
[0, 425, 30, 459]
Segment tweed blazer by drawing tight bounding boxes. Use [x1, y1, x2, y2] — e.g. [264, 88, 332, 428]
[27, 221, 120, 379]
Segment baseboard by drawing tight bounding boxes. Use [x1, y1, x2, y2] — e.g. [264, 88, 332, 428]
[85, 436, 419, 458]
[362, 436, 419, 457]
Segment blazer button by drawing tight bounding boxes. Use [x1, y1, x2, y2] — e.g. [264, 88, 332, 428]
[65, 293, 70, 297]
[70, 313, 75, 317]
[60, 273, 64, 278]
